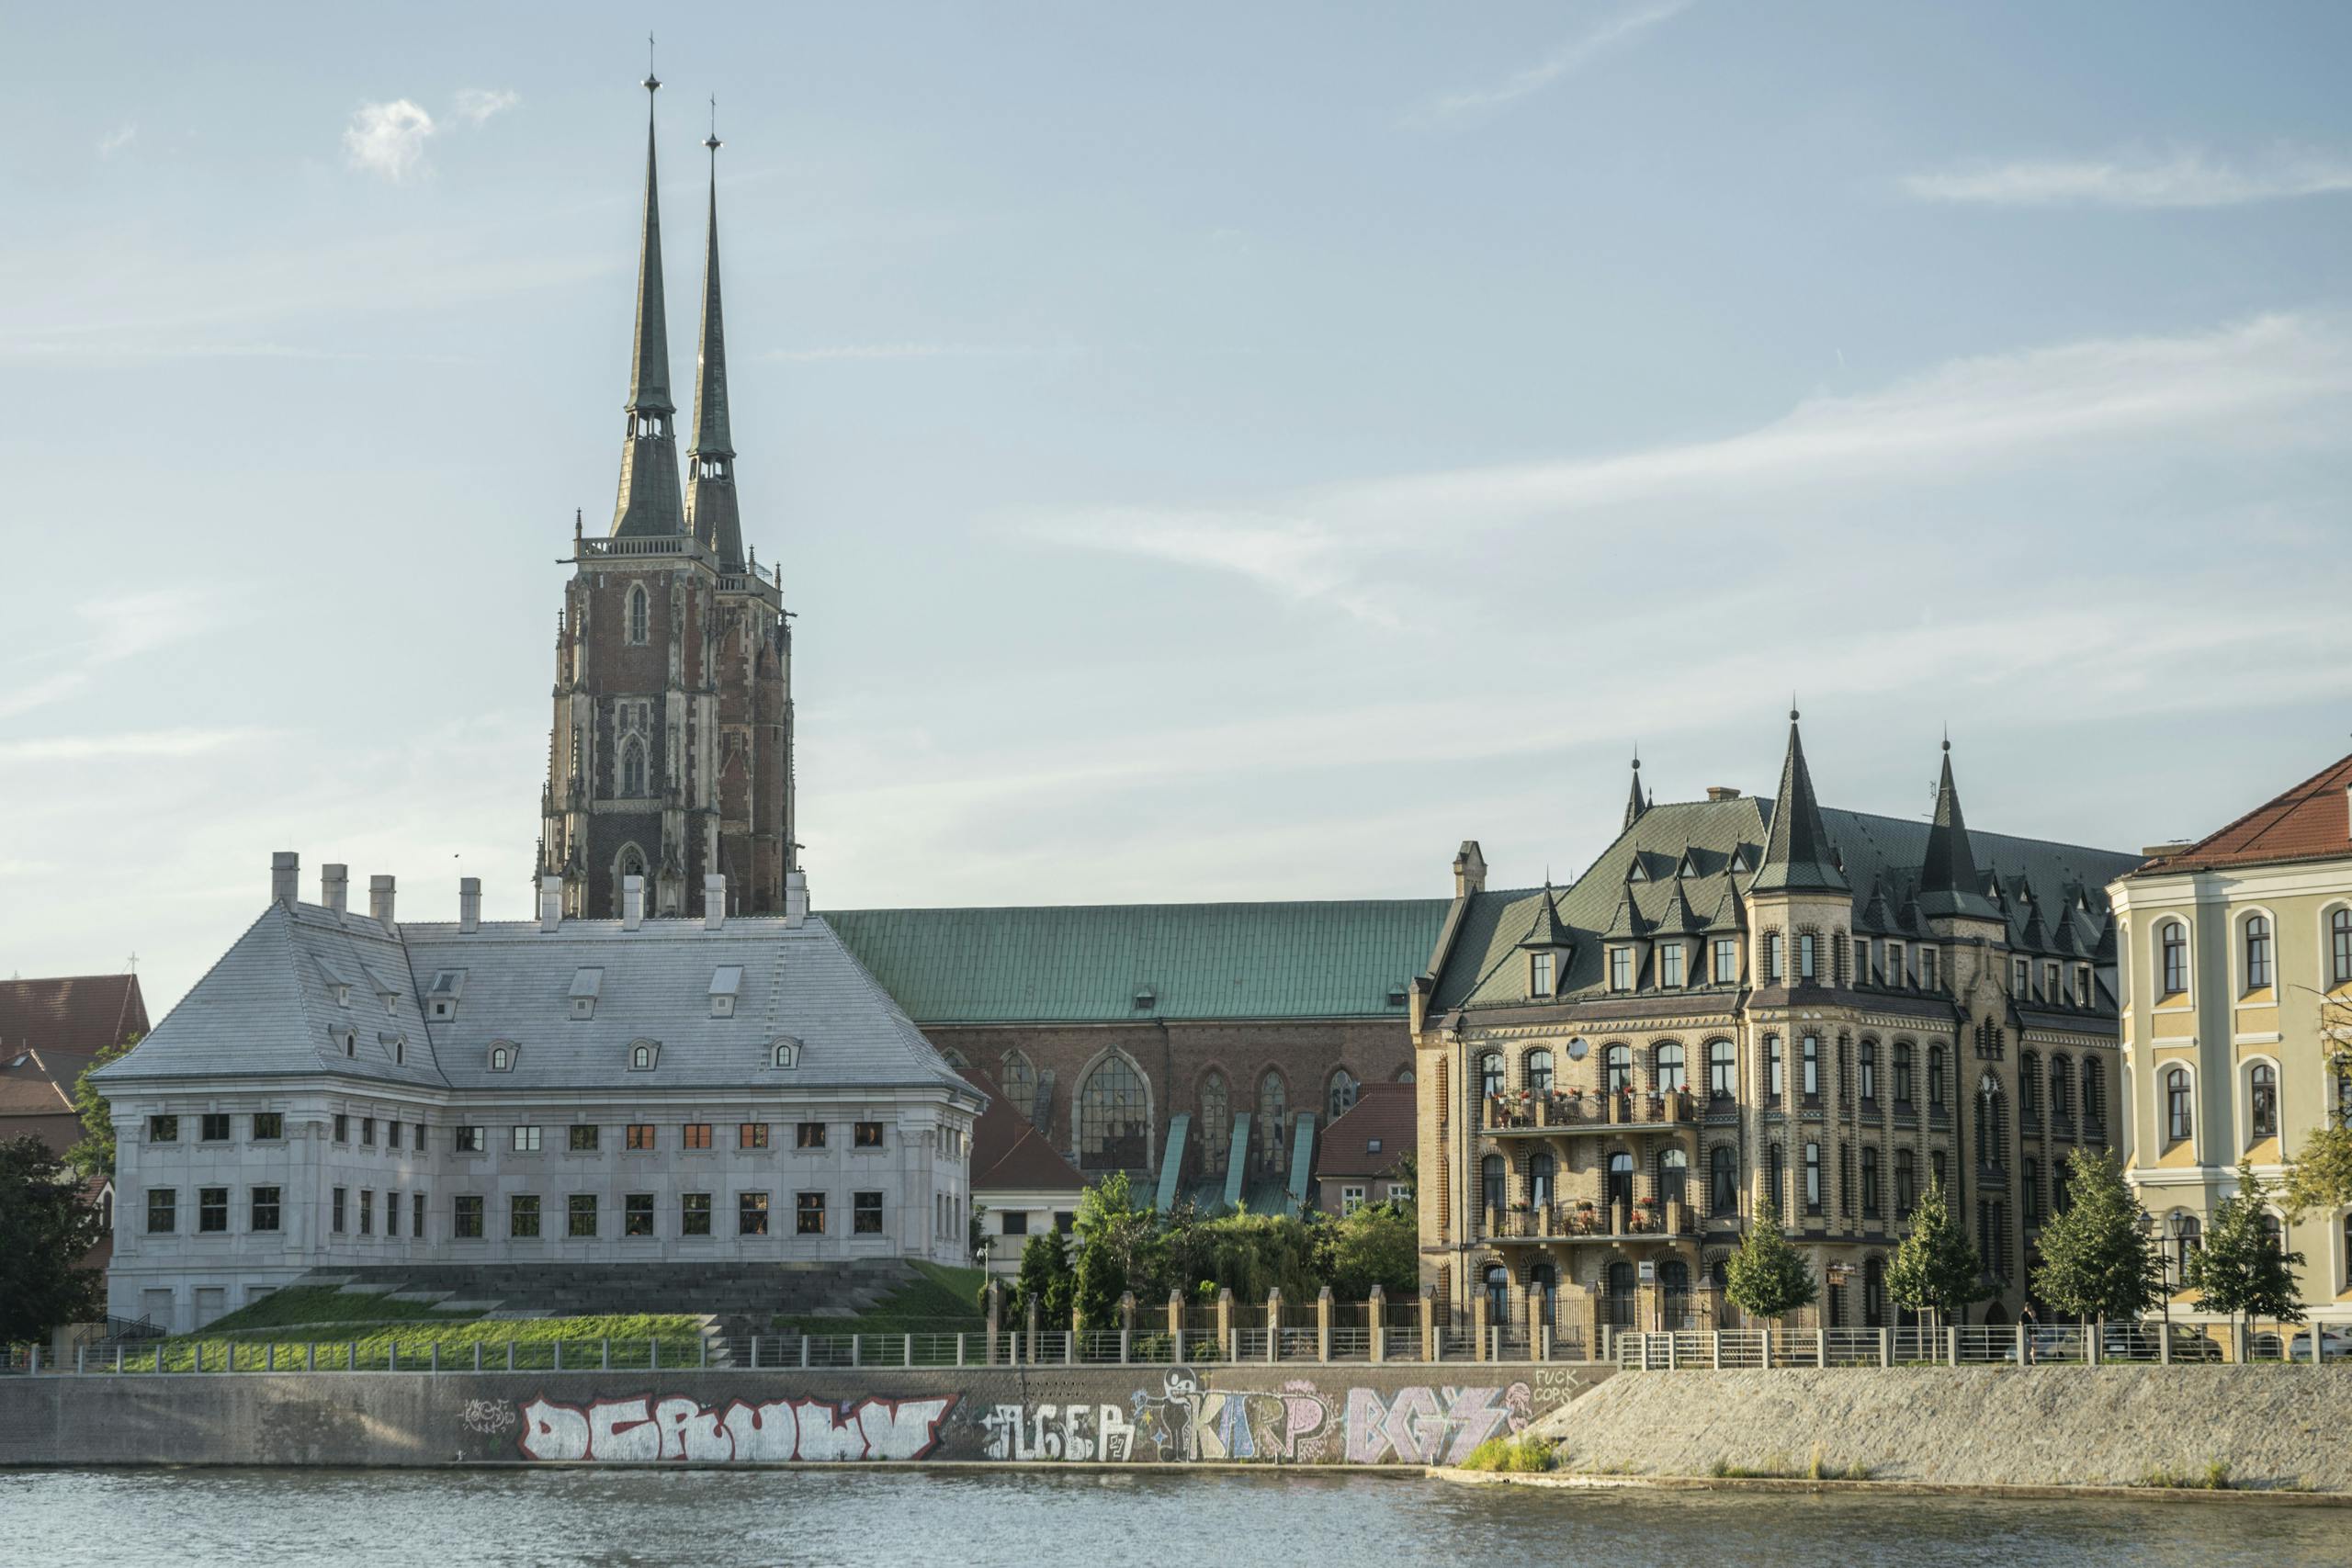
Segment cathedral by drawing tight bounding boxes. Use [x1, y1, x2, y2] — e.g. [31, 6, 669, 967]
[538, 71, 797, 922]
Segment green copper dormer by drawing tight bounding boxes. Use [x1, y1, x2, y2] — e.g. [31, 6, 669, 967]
[684, 122, 744, 568]
[1916, 740, 2000, 920]
[611, 72, 686, 539]
[1749, 710, 1849, 895]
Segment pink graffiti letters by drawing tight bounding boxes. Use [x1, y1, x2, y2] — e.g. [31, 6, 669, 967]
[1341, 1382, 1531, 1465]
[514, 1393, 956, 1463]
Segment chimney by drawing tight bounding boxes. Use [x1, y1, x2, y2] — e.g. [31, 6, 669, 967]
[704, 874, 727, 931]
[1452, 840, 1487, 898]
[538, 882, 562, 932]
[368, 874, 396, 929]
[622, 874, 646, 931]
[271, 852, 300, 908]
[784, 869, 808, 929]
[458, 876, 481, 934]
[322, 863, 349, 916]
[1706, 786, 1742, 802]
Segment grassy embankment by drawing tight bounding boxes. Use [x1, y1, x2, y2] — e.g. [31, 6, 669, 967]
[774, 1261, 989, 1336]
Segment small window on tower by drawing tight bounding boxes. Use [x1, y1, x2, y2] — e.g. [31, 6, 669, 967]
[628, 583, 650, 645]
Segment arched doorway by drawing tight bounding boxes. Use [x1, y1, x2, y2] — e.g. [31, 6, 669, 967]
[1603, 1260, 1636, 1328]
[1483, 1264, 1512, 1327]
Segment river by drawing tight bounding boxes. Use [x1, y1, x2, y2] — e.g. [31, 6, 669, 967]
[4, 1469, 2342, 1566]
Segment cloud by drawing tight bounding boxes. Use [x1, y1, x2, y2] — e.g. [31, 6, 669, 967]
[344, 99, 435, 182]
[1902, 146, 2352, 209]
[767, 342, 1062, 363]
[0, 728, 273, 764]
[451, 88, 519, 127]
[1018, 509, 1401, 626]
[1408, 0, 1692, 126]
[0, 585, 233, 720]
[96, 123, 137, 158]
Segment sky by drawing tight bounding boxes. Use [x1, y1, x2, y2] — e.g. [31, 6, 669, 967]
[4, 2, 2350, 1019]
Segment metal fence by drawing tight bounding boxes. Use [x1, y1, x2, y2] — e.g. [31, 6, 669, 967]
[1612, 1318, 2326, 1370]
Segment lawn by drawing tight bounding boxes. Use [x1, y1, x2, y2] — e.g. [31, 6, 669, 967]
[197, 1286, 483, 1333]
[100, 1311, 712, 1373]
[775, 1260, 989, 1335]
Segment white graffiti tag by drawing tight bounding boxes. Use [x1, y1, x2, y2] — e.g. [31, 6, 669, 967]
[514, 1394, 955, 1463]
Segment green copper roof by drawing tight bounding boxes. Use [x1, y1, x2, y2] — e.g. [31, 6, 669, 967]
[826, 899, 1449, 1024]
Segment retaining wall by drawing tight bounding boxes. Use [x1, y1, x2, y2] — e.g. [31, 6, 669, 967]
[0, 1361, 1608, 1469]
[1532, 1367, 2352, 1492]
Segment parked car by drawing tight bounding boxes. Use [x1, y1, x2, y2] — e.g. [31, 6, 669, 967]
[2284, 1325, 2352, 1361]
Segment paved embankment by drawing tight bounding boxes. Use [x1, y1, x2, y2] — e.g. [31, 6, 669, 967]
[1529, 1367, 2352, 1492]
[0, 1361, 1608, 1469]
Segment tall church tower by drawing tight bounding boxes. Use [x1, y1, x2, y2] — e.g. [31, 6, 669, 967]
[539, 72, 798, 920]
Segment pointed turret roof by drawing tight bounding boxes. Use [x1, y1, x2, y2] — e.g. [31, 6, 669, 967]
[1623, 757, 1648, 830]
[684, 119, 746, 568]
[1917, 740, 1999, 919]
[1749, 710, 1849, 895]
[610, 73, 685, 539]
[1657, 879, 1703, 933]
[1518, 882, 1572, 950]
[1602, 889, 1651, 942]
[1859, 873, 1895, 933]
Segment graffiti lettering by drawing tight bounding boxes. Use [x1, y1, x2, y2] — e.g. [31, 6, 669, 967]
[1341, 1382, 1530, 1465]
[514, 1394, 954, 1463]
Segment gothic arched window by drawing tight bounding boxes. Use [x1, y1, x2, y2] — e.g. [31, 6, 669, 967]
[1257, 1070, 1289, 1165]
[1197, 1070, 1229, 1172]
[1000, 1051, 1038, 1126]
[628, 583, 650, 644]
[620, 739, 647, 797]
[1078, 1054, 1148, 1169]
[1327, 1067, 1359, 1121]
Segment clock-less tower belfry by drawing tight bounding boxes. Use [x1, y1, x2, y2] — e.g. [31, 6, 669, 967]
[538, 69, 799, 921]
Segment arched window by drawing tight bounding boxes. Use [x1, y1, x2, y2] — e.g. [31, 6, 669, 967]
[489, 1044, 511, 1072]
[1975, 1077, 2007, 1169]
[1606, 1151, 1634, 1210]
[1327, 1067, 1359, 1121]
[2250, 1063, 2278, 1140]
[1858, 1039, 1878, 1103]
[2019, 1051, 2041, 1117]
[620, 738, 647, 796]
[630, 1043, 651, 1070]
[2160, 921, 2188, 997]
[1000, 1052, 1038, 1125]
[1655, 1042, 1687, 1094]
[1078, 1054, 1149, 1168]
[2050, 1055, 2072, 1121]
[2172, 1213, 2200, 1278]
[2165, 1066, 2193, 1144]
[1767, 1145, 1785, 1213]
[1658, 1147, 1688, 1205]
[1477, 1052, 1505, 1100]
[1483, 1264, 1512, 1325]
[940, 1046, 970, 1071]
[2259, 1211, 2283, 1253]
[1710, 1145, 1738, 1214]
[2333, 908, 2352, 987]
[2245, 914, 2274, 990]
[1481, 1155, 1506, 1218]
[1928, 1045, 1946, 1109]
[1657, 1258, 1690, 1302]
[628, 583, 649, 644]
[618, 844, 646, 883]
[771, 1039, 797, 1068]
[1604, 1043, 1633, 1097]
[1706, 1039, 1736, 1100]
[1256, 1070, 1288, 1166]
[1528, 1151, 1555, 1208]
[1198, 1071, 1229, 1172]
[2083, 1057, 2104, 1124]
[1893, 1043, 1914, 1107]
[1524, 1048, 1555, 1096]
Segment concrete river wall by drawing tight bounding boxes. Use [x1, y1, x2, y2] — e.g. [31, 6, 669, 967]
[0, 1362, 1611, 1468]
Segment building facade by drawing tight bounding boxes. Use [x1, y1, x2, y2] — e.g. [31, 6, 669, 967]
[2110, 752, 2352, 1327]
[93, 858, 978, 1333]
[1413, 717, 2140, 1338]
[538, 73, 795, 922]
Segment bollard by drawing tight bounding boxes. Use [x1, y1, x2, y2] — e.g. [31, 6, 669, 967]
[554, 1341, 562, 1372]
[1369, 1284, 1387, 1365]
[650, 1337, 660, 1372]
[78, 1346, 86, 1376]
[475, 1342, 484, 1372]
[600, 1338, 610, 1371]
[507, 1340, 515, 1371]
[2158, 1325, 2171, 1365]
[2312, 1325, 2324, 1367]
[1879, 1326, 1892, 1369]
[800, 1336, 810, 1370]
[26, 1347, 36, 1377]
[956, 1332, 967, 1369]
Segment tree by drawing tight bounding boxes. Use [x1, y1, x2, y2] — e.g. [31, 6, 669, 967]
[65, 1034, 138, 1182]
[1886, 1173, 1987, 1329]
[0, 1135, 107, 1344]
[1315, 1200, 1417, 1300]
[2032, 1147, 2163, 1325]
[1011, 1229, 1077, 1324]
[2187, 1157, 2306, 1351]
[1724, 1196, 1816, 1322]
[2282, 995, 2352, 1223]
[1071, 1173, 1161, 1329]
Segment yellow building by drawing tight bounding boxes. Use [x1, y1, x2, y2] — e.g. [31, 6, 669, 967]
[2110, 753, 2352, 1328]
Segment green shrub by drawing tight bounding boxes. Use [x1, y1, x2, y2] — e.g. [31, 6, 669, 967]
[2141, 1461, 2232, 1491]
[1461, 1435, 1556, 1472]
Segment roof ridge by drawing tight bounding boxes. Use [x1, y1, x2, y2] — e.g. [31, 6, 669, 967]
[2162, 750, 2352, 864]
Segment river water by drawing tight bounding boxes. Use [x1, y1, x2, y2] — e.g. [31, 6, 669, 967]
[5, 1469, 2343, 1566]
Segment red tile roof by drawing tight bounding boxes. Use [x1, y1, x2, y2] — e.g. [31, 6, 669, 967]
[2138, 752, 2352, 874]
[0, 1045, 85, 1118]
[1314, 1081, 1415, 1180]
[960, 1064, 1086, 1194]
[0, 974, 149, 1056]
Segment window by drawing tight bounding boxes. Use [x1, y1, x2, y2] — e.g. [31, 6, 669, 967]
[854, 1192, 884, 1235]
[1481, 1155, 1507, 1216]
[330, 1188, 345, 1234]
[1656, 1042, 1686, 1094]
[854, 1122, 884, 1149]
[2251, 1064, 2278, 1140]
[2019, 1051, 2041, 1118]
[1055, 1211, 1076, 1235]
[1893, 1043, 1914, 1107]
[1710, 1145, 1738, 1214]
[1340, 1186, 1366, 1216]
[248, 1111, 282, 1141]
[628, 1195, 662, 1238]
[1328, 1068, 1359, 1120]
[198, 1112, 230, 1142]
[1657, 1147, 1688, 1205]
[1197, 1072, 1230, 1170]
[2161, 921, 2188, 996]
[1525, 1049, 1555, 1095]
[1000, 1051, 1038, 1121]
[568, 1194, 597, 1238]
[455, 1195, 484, 1238]
[682, 1193, 712, 1236]
[490, 1045, 512, 1073]
[1254, 1070, 1288, 1167]
[626, 1123, 656, 1150]
[2013, 955, 2030, 996]
[740, 1123, 770, 1150]
[2245, 915, 2274, 990]
[412, 1191, 424, 1239]
[1895, 1150, 1916, 1218]
[1766, 1036, 1784, 1102]
[2166, 1067, 2193, 1144]
[385, 1189, 399, 1236]
[1605, 1043, 1633, 1097]
[1767, 1145, 1785, 1213]
[1889, 941, 1908, 986]
[456, 1124, 485, 1153]
[684, 1122, 713, 1150]
[2024, 1156, 2042, 1225]
[1854, 936, 1874, 986]
[1801, 1034, 1820, 1099]
[1804, 1142, 1822, 1213]
[627, 582, 649, 643]
[2044, 961, 2060, 999]
[147, 1189, 178, 1234]
[1080, 1055, 1151, 1168]
[510, 1194, 540, 1239]
[1528, 1151, 1555, 1207]
[2172, 1213, 2201, 1277]
[1606, 1151, 1634, 1210]
[251, 1187, 281, 1233]
[569, 1123, 599, 1153]
[1859, 1040, 1878, 1103]
[1608, 947, 1633, 992]
[149, 1114, 178, 1144]
[360, 1116, 375, 1147]
[2084, 1058, 2105, 1124]
[2051, 1055, 2072, 1121]
[1928, 1045, 1946, 1110]
[1002, 1210, 1030, 1237]
[740, 1192, 772, 1236]
[2334, 908, 2352, 986]
[794, 1122, 828, 1150]
[1766, 932, 1784, 983]
[1531, 950, 1555, 996]
[1799, 931, 1817, 982]
[794, 1192, 823, 1235]
[631, 1043, 653, 1070]
[1713, 938, 1738, 984]
[1707, 1039, 1736, 1100]
[358, 1190, 374, 1235]
[512, 1125, 542, 1154]
[387, 1120, 403, 1151]
[1919, 948, 1939, 992]
[1478, 1053, 1505, 1100]
[2075, 966, 2091, 1007]
[1659, 942, 1684, 988]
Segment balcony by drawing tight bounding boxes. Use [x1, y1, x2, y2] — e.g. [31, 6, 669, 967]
[1483, 1089, 1700, 1137]
[1483, 1198, 1698, 1244]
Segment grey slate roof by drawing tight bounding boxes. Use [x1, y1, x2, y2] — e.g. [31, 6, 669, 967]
[93, 903, 971, 1101]
[1749, 716, 1849, 895]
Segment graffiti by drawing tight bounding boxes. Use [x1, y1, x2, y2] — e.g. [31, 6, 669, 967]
[460, 1399, 514, 1435]
[515, 1393, 955, 1463]
[978, 1370, 1531, 1466]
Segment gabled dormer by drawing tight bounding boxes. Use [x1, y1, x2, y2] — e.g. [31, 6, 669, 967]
[425, 969, 466, 1022]
[1519, 883, 1573, 998]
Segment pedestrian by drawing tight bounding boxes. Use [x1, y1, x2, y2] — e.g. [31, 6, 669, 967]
[2020, 1303, 2039, 1365]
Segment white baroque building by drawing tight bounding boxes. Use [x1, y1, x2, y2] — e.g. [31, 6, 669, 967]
[96, 856, 979, 1332]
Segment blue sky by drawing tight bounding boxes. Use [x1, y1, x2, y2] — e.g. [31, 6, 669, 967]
[5, 2, 2350, 1015]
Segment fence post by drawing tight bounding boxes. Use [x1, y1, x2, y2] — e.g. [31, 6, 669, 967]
[1026, 1299, 1041, 1366]
[2088, 1320, 2102, 1367]
[116, 1344, 124, 1374]
[1712, 1330, 1722, 1371]
[1946, 1325, 1959, 1368]
[1120, 1292, 1136, 1361]
[2015, 1322, 2028, 1365]
[352, 1341, 361, 1373]
[600, 1338, 610, 1372]
[307, 1343, 316, 1373]
[650, 1337, 659, 1372]
[853, 1334, 863, 1369]
[1267, 1289, 1283, 1364]
[956, 1332, 967, 1369]
[1064, 1306, 1076, 1367]
[553, 1341, 562, 1373]
[26, 1347, 36, 1376]
[1168, 1290, 1183, 1365]
[1216, 1288, 1234, 1362]
[906, 1332, 915, 1369]
[1665, 1332, 1678, 1371]
[698, 1334, 707, 1371]
[262, 1344, 271, 1374]
[507, 1341, 515, 1371]
[432, 1343, 442, 1374]
[1814, 1327, 1826, 1368]
[1638, 1333, 1651, 1371]
[2158, 1325, 2171, 1365]
[1120, 1329, 1131, 1365]
[1472, 1292, 1489, 1364]
[1879, 1325, 1892, 1369]
[1420, 1285, 1437, 1364]
[1369, 1284, 1387, 1364]
[2311, 1324, 2324, 1366]
[1317, 1286, 1332, 1364]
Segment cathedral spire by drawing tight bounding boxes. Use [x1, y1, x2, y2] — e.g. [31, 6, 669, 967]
[1750, 708, 1848, 894]
[610, 64, 685, 538]
[1917, 736, 1999, 919]
[685, 102, 745, 567]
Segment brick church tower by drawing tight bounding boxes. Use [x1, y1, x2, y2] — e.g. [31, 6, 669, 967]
[538, 72, 798, 920]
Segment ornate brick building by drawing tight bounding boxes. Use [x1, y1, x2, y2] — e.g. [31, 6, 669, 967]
[1413, 716, 2139, 1339]
[539, 73, 796, 922]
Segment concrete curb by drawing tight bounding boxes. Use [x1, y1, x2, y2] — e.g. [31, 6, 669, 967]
[1427, 1467, 2352, 1506]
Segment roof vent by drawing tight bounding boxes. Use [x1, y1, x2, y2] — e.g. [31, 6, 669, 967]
[458, 876, 481, 934]
[1132, 987, 1156, 1011]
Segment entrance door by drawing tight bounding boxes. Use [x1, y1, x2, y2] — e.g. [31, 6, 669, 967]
[1603, 1260, 1636, 1327]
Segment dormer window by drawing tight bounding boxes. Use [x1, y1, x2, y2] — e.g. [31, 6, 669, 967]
[2012, 955, 2030, 995]
[1627, 857, 1649, 883]
[1658, 942, 1684, 988]
[1133, 987, 1156, 1011]
[380, 1032, 404, 1066]
[1530, 950, 1555, 997]
[2074, 965, 2090, 1007]
[489, 1042, 517, 1073]
[769, 1036, 801, 1070]
[427, 970, 466, 1021]
[570, 967, 604, 1020]
[628, 1041, 659, 1071]
[1727, 846, 1753, 874]
[1608, 947, 1633, 992]
[709, 965, 742, 1019]
[1919, 948, 1939, 992]
[339, 1029, 356, 1056]
[1367, 1136, 1383, 1154]
[1385, 982, 1408, 1008]
[334, 985, 351, 1010]
[1888, 941, 1906, 985]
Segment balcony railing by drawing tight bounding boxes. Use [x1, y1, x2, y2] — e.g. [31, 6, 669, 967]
[1484, 1089, 1698, 1134]
[1484, 1198, 1698, 1242]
